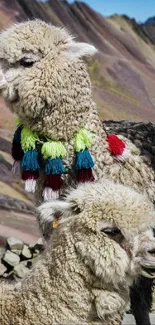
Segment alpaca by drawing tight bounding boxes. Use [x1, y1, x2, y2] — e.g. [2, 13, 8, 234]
[1, 179, 155, 325]
[0, 20, 155, 325]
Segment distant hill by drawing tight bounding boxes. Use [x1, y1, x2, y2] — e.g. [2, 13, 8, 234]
[1, 0, 155, 123]
[145, 16, 155, 25]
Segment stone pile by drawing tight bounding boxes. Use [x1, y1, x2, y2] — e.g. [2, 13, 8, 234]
[0, 237, 44, 281]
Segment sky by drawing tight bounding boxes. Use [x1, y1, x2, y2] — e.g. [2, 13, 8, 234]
[67, 0, 155, 23]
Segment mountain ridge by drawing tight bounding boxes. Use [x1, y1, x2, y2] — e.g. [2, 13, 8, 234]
[1, 0, 155, 122]
[0, 0, 155, 244]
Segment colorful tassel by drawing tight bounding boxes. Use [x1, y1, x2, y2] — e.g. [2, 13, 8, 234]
[106, 134, 130, 162]
[41, 141, 66, 160]
[41, 140, 66, 200]
[44, 174, 63, 191]
[74, 128, 93, 152]
[12, 160, 21, 176]
[12, 120, 96, 199]
[77, 168, 94, 183]
[75, 150, 94, 170]
[20, 127, 40, 193]
[21, 150, 40, 171]
[43, 187, 60, 201]
[74, 129, 95, 183]
[21, 127, 39, 152]
[12, 125, 24, 174]
[45, 158, 65, 175]
[22, 171, 39, 181]
[43, 175, 64, 201]
[22, 171, 39, 193]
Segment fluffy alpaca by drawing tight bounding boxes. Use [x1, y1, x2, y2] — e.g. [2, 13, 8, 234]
[0, 20, 154, 204]
[1, 179, 155, 325]
[0, 20, 155, 325]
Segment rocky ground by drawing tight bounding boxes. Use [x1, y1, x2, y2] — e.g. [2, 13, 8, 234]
[123, 314, 155, 324]
[0, 236, 44, 281]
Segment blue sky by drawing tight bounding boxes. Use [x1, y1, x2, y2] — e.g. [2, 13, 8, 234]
[68, 0, 155, 23]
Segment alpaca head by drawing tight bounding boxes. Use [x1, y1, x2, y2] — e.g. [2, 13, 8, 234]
[0, 19, 97, 140]
[38, 179, 155, 287]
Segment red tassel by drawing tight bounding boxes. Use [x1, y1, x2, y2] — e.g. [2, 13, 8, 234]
[22, 171, 39, 181]
[77, 168, 94, 183]
[44, 174, 63, 191]
[106, 134, 125, 156]
[12, 142, 24, 161]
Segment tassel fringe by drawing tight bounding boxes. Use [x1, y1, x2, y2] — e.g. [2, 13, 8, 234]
[77, 168, 94, 183]
[12, 121, 95, 200]
[21, 150, 40, 171]
[12, 142, 24, 161]
[44, 174, 63, 191]
[75, 150, 94, 170]
[43, 187, 60, 201]
[106, 134, 130, 162]
[116, 148, 130, 162]
[22, 171, 38, 193]
[45, 158, 65, 175]
[25, 179, 36, 193]
[12, 160, 21, 175]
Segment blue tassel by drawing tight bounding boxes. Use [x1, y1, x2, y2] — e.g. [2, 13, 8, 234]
[45, 157, 65, 175]
[21, 150, 40, 171]
[13, 126, 23, 144]
[75, 150, 94, 170]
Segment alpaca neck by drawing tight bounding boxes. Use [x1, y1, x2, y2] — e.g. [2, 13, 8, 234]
[85, 102, 107, 140]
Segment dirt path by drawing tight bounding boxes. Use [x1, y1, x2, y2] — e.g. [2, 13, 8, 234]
[0, 209, 40, 245]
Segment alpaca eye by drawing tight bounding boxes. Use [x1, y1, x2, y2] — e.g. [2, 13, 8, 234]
[101, 228, 121, 236]
[19, 58, 34, 68]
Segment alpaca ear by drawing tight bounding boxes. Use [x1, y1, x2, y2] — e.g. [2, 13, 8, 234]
[65, 41, 98, 59]
[37, 200, 72, 233]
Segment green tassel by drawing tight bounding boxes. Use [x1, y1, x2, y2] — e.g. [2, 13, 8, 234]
[41, 141, 66, 159]
[21, 127, 39, 152]
[74, 128, 93, 152]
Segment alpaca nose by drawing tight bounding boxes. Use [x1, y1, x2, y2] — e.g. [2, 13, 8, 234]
[148, 249, 155, 256]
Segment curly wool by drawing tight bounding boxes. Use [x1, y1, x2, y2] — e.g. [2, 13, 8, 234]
[0, 20, 155, 206]
[1, 179, 155, 325]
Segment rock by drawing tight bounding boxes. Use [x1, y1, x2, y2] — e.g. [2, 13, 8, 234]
[3, 250, 20, 267]
[33, 238, 44, 251]
[27, 256, 40, 269]
[7, 237, 24, 252]
[21, 245, 32, 260]
[0, 262, 7, 276]
[0, 247, 5, 258]
[11, 249, 22, 256]
[3, 270, 14, 280]
[14, 263, 30, 279]
[33, 249, 40, 258]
